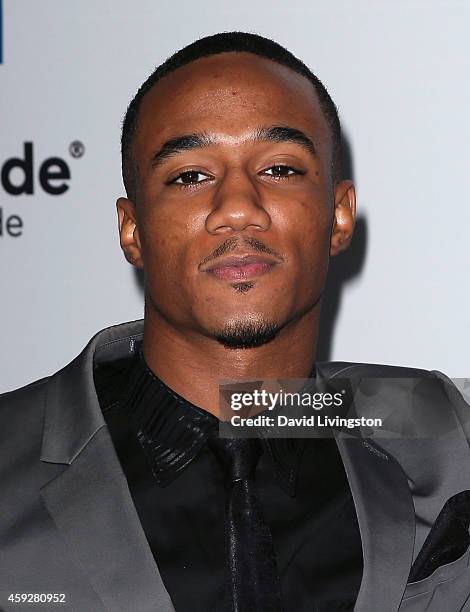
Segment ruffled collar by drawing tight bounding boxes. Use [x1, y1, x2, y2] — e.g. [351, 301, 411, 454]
[118, 351, 315, 496]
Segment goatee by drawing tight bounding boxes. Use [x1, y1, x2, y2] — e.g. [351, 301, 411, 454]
[213, 320, 279, 349]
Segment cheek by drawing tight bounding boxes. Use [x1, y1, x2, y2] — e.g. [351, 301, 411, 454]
[286, 200, 332, 286]
[300, 204, 331, 250]
[138, 203, 208, 308]
[138, 212, 189, 281]
[283, 193, 332, 247]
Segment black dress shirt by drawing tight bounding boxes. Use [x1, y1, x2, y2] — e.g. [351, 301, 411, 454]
[94, 351, 363, 612]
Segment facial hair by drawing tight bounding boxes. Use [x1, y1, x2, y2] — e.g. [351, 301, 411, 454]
[213, 319, 279, 349]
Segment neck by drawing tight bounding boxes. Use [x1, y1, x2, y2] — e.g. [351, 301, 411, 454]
[142, 304, 321, 418]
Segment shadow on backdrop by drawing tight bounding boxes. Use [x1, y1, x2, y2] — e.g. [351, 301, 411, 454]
[316, 131, 368, 361]
[132, 132, 368, 361]
[133, 264, 145, 295]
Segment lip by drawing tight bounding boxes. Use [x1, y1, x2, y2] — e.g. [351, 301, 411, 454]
[202, 254, 279, 281]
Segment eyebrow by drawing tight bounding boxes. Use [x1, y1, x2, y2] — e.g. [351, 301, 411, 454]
[254, 126, 317, 157]
[150, 125, 317, 168]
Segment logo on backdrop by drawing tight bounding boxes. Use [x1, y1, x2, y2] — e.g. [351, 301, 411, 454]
[0, 141, 85, 238]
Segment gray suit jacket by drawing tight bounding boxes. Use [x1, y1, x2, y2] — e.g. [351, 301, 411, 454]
[1, 319, 470, 612]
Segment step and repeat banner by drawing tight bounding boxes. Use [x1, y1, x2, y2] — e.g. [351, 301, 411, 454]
[1, 0, 469, 393]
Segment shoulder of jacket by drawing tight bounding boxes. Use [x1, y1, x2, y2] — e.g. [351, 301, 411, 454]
[316, 361, 434, 379]
[0, 376, 52, 471]
[0, 375, 50, 409]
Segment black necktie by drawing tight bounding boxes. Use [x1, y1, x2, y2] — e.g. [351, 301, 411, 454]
[208, 436, 284, 612]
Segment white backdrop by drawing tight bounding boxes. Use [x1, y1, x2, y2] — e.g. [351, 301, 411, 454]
[1, 0, 469, 394]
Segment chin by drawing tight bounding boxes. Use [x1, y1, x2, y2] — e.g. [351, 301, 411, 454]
[210, 317, 280, 350]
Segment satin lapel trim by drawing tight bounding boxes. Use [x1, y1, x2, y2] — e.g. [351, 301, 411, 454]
[335, 433, 415, 612]
[40, 426, 175, 612]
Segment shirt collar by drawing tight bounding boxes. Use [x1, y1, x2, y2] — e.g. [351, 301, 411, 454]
[116, 351, 314, 496]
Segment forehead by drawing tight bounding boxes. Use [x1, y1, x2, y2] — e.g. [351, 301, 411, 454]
[135, 52, 330, 158]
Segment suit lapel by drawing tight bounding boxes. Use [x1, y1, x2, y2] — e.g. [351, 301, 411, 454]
[320, 363, 470, 612]
[40, 320, 175, 611]
[334, 433, 415, 612]
[40, 426, 175, 612]
[316, 362, 416, 611]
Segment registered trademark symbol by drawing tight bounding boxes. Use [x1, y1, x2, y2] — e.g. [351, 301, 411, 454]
[69, 141, 85, 158]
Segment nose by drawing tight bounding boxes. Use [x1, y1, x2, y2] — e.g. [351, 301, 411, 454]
[205, 168, 271, 235]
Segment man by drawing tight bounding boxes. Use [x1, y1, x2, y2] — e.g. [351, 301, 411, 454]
[1, 32, 470, 612]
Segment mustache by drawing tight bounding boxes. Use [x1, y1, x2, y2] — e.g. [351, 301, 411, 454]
[199, 236, 286, 269]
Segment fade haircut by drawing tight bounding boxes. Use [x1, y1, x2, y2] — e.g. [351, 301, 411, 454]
[121, 31, 342, 199]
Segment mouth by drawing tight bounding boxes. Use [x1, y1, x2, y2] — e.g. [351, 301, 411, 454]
[202, 254, 279, 281]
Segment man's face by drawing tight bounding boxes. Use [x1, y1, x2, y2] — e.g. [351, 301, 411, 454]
[118, 52, 355, 347]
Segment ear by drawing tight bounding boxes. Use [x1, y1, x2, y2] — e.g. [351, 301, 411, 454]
[116, 197, 144, 268]
[330, 180, 356, 256]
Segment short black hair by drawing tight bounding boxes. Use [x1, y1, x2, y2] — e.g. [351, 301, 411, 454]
[121, 31, 342, 199]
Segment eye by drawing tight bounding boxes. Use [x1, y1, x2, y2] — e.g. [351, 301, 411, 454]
[170, 170, 212, 186]
[262, 165, 302, 179]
